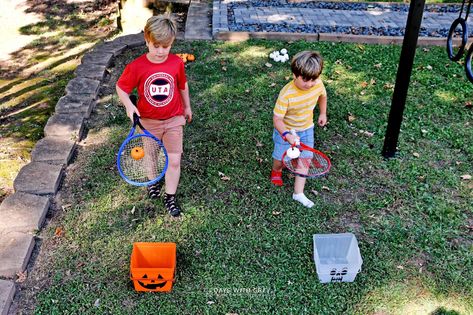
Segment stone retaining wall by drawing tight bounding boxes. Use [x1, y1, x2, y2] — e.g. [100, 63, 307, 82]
[0, 33, 145, 315]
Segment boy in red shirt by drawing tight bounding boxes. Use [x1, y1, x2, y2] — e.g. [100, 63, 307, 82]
[116, 15, 192, 217]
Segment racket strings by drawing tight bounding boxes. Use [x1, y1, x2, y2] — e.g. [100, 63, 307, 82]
[119, 135, 166, 184]
[283, 151, 330, 177]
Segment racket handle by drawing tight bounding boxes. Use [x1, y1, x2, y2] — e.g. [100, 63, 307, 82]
[133, 113, 140, 124]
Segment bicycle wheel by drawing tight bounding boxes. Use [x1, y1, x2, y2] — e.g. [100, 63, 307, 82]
[447, 18, 468, 61]
[465, 44, 473, 83]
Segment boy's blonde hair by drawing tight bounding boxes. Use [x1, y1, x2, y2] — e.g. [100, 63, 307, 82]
[144, 15, 177, 46]
[291, 51, 324, 81]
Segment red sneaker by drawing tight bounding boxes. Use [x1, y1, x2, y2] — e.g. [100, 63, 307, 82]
[271, 170, 283, 186]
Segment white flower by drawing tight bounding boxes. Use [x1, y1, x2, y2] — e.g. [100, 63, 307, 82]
[280, 48, 288, 54]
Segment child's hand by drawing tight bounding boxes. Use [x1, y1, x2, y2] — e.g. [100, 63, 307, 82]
[318, 114, 327, 127]
[286, 133, 300, 146]
[184, 107, 193, 123]
[125, 104, 140, 122]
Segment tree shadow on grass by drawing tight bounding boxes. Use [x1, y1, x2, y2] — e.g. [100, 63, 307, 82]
[0, 0, 116, 79]
[0, 0, 117, 200]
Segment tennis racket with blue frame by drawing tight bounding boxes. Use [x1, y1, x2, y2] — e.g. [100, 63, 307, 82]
[117, 113, 168, 186]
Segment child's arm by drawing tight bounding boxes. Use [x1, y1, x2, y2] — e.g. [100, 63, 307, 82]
[317, 95, 327, 127]
[179, 82, 192, 123]
[116, 85, 140, 121]
[273, 115, 299, 145]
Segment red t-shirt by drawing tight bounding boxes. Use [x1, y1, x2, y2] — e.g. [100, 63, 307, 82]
[117, 53, 187, 120]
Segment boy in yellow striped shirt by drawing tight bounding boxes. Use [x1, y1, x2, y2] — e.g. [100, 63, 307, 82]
[271, 51, 327, 208]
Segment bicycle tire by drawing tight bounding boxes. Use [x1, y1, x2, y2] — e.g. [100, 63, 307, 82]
[465, 44, 473, 83]
[447, 18, 468, 61]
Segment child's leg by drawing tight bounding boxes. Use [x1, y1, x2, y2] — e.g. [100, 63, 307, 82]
[271, 128, 289, 186]
[272, 159, 283, 172]
[292, 127, 315, 208]
[164, 153, 181, 195]
[271, 159, 283, 186]
[293, 176, 314, 208]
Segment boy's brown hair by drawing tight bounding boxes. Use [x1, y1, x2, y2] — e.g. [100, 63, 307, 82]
[144, 15, 177, 46]
[290, 51, 324, 81]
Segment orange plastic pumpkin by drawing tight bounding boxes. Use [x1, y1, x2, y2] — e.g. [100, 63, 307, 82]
[187, 54, 195, 62]
[131, 147, 145, 160]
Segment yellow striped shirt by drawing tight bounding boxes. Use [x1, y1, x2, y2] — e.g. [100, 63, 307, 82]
[273, 79, 326, 130]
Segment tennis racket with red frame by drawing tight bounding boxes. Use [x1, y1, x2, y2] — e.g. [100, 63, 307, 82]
[281, 141, 331, 178]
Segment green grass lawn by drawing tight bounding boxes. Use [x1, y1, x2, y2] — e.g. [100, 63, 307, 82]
[24, 40, 472, 314]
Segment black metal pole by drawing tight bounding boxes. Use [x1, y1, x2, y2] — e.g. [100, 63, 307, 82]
[382, 0, 426, 158]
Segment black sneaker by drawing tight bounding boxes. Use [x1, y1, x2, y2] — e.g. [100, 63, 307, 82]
[147, 181, 163, 199]
[164, 194, 181, 217]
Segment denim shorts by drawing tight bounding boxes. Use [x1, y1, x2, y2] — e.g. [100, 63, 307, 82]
[272, 127, 314, 161]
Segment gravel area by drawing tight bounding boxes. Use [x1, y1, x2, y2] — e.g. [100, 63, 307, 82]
[226, 0, 470, 37]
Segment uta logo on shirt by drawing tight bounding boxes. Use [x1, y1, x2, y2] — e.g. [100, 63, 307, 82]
[144, 72, 174, 107]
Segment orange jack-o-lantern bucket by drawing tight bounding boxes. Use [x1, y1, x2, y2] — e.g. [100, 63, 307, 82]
[130, 242, 176, 292]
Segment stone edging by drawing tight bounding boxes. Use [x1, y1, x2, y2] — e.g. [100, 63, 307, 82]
[214, 30, 453, 46]
[0, 33, 146, 315]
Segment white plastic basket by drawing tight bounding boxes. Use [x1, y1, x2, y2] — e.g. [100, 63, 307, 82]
[313, 233, 363, 283]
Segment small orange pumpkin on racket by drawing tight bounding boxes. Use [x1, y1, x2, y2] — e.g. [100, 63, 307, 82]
[131, 147, 145, 160]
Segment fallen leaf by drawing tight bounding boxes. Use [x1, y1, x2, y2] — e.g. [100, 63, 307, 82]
[360, 81, 369, 88]
[285, 76, 290, 80]
[265, 63, 272, 68]
[222, 66, 227, 71]
[374, 63, 382, 69]
[363, 130, 374, 137]
[396, 265, 404, 270]
[218, 171, 230, 181]
[245, 89, 250, 93]
[335, 59, 343, 65]
[311, 190, 319, 196]
[460, 174, 472, 180]
[465, 101, 472, 108]
[423, 48, 430, 52]
[54, 227, 65, 237]
[131, 206, 136, 215]
[270, 82, 276, 87]
[207, 301, 215, 305]
[426, 65, 433, 70]
[421, 129, 428, 134]
[255, 140, 263, 147]
[347, 113, 356, 123]
[215, 48, 222, 54]
[383, 82, 394, 89]
[413, 152, 420, 158]
[272, 211, 281, 216]
[16, 271, 27, 283]
[360, 90, 366, 95]
[322, 186, 331, 191]
[346, 65, 352, 70]
[94, 299, 100, 307]
[370, 78, 377, 85]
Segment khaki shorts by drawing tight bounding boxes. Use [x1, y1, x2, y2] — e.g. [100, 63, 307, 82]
[140, 116, 186, 154]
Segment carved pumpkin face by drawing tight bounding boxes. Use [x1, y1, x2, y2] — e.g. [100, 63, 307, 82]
[137, 274, 167, 290]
